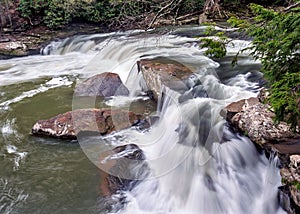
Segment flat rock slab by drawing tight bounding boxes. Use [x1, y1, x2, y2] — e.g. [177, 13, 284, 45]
[74, 72, 129, 97]
[32, 108, 142, 139]
[138, 57, 195, 101]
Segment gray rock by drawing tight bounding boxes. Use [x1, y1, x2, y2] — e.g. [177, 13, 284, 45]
[74, 72, 129, 97]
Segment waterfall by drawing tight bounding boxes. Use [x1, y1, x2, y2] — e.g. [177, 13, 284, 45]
[0, 26, 285, 213]
[65, 28, 283, 213]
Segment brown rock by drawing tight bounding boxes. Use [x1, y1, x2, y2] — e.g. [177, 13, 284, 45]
[74, 72, 129, 97]
[32, 108, 142, 139]
[222, 97, 259, 119]
[138, 57, 194, 101]
[224, 94, 300, 213]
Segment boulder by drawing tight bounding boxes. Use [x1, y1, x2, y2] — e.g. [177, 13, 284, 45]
[224, 97, 297, 146]
[32, 108, 142, 139]
[221, 97, 259, 120]
[138, 57, 196, 101]
[74, 72, 129, 97]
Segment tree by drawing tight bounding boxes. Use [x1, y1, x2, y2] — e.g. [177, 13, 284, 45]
[228, 3, 300, 130]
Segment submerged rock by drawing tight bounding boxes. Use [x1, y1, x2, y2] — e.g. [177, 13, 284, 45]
[32, 108, 142, 139]
[98, 144, 148, 196]
[98, 144, 149, 210]
[74, 72, 129, 97]
[138, 57, 196, 101]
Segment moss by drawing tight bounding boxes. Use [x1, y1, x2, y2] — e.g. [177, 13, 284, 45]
[291, 180, 300, 190]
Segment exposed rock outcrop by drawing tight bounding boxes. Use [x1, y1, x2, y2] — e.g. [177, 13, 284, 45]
[32, 108, 143, 139]
[280, 155, 300, 214]
[74, 72, 129, 97]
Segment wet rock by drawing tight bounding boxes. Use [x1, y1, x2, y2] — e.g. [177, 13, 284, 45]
[279, 186, 299, 214]
[221, 97, 259, 120]
[98, 144, 148, 195]
[280, 155, 300, 213]
[98, 144, 149, 210]
[32, 108, 143, 139]
[74, 73, 129, 97]
[138, 57, 195, 101]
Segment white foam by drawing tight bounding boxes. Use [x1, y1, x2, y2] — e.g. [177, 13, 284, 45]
[5, 144, 28, 171]
[105, 96, 149, 107]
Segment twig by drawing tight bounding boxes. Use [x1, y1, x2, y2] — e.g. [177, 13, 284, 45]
[178, 17, 199, 25]
[284, 2, 300, 12]
[177, 11, 202, 20]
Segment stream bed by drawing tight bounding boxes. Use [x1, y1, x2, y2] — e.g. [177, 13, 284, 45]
[0, 26, 285, 214]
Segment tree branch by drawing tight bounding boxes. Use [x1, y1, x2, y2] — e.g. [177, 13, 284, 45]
[284, 2, 300, 12]
[148, 0, 177, 29]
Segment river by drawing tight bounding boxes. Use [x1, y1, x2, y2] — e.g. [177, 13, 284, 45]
[0, 26, 285, 213]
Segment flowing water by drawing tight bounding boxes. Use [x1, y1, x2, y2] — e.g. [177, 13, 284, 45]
[0, 26, 284, 213]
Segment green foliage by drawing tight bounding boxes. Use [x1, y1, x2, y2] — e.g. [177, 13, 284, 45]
[200, 26, 228, 58]
[292, 180, 300, 190]
[229, 4, 300, 130]
[18, 0, 47, 18]
[43, 0, 71, 28]
[16, 0, 206, 29]
[200, 37, 227, 58]
[282, 178, 300, 190]
[268, 73, 300, 129]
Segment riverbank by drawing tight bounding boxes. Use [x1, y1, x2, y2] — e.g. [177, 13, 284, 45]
[0, 23, 104, 59]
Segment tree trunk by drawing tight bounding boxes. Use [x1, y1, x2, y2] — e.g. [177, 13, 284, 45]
[203, 0, 222, 16]
[0, 2, 7, 29]
[4, 0, 12, 27]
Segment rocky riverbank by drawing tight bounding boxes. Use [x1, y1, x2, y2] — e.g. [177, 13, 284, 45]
[223, 92, 300, 214]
